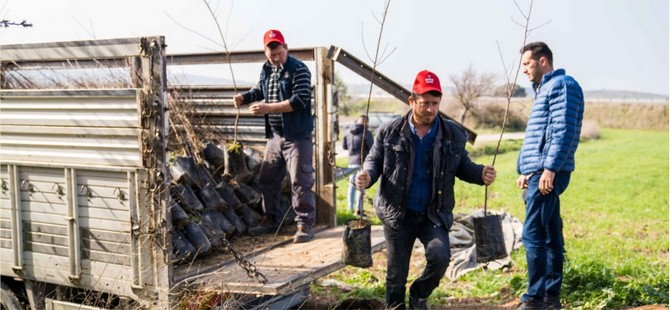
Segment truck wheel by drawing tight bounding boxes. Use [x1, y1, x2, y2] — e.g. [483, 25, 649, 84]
[0, 282, 23, 310]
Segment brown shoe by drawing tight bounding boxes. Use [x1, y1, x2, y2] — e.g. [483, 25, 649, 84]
[293, 225, 314, 243]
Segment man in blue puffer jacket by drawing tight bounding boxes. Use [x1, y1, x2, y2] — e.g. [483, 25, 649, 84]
[356, 70, 497, 309]
[515, 42, 584, 310]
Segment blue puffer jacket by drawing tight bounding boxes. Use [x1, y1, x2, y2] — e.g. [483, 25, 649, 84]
[517, 69, 584, 175]
[363, 112, 485, 230]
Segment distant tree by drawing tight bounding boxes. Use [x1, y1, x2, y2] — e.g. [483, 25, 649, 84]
[334, 73, 355, 116]
[493, 83, 527, 97]
[449, 65, 495, 123]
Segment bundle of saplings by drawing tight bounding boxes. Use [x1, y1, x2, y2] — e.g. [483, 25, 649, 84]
[169, 141, 289, 265]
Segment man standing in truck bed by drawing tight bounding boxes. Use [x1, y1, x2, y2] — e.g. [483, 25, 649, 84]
[233, 29, 315, 243]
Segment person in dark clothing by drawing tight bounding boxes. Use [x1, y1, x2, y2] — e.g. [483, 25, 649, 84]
[515, 42, 584, 310]
[233, 29, 315, 243]
[355, 70, 497, 309]
[342, 115, 373, 215]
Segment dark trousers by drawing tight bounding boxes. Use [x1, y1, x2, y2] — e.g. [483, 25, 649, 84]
[521, 173, 571, 301]
[257, 134, 315, 226]
[384, 211, 451, 309]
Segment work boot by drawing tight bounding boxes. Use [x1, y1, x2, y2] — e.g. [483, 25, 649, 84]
[293, 224, 314, 243]
[409, 296, 430, 310]
[247, 220, 279, 236]
[516, 297, 547, 310]
[544, 294, 562, 309]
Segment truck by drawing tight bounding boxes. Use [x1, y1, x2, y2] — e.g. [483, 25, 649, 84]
[0, 36, 476, 309]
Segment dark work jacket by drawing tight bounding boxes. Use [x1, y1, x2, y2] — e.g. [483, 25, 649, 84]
[241, 55, 313, 140]
[363, 112, 485, 230]
[342, 123, 373, 166]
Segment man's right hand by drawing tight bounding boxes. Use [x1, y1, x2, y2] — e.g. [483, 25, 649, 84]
[355, 170, 371, 190]
[233, 94, 244, 108]
[516, 175, 528, 189]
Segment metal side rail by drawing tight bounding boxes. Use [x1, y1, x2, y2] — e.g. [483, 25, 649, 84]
[327, 45, 477, 144]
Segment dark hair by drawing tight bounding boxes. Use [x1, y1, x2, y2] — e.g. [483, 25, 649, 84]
[410, 90, 442, 100]
[521, 41, 553, 66]
[267, 41, 287, 50]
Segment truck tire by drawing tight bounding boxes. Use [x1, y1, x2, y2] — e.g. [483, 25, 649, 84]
[0, 282, 23, 310]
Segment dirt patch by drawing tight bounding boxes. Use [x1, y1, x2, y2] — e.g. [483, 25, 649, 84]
[295, 246, 520, 309]
[294, 245, 668, 310]
[297, 296, 520, 309]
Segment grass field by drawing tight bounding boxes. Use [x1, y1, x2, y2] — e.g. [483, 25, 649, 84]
[324, 129, 669, 309]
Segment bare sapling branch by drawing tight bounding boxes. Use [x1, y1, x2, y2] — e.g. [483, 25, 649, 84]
[485, 0, 546, 211]
[356, 0, 393, 215]
[0, 19, 32, 28]
[202, 0, 242, 153]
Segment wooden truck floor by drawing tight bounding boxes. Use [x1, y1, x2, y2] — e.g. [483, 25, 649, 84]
[179, 225, 385, 296]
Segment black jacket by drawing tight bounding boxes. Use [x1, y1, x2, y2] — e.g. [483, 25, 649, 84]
[342, 123, 373, 166]
[363, 112, 485, 230]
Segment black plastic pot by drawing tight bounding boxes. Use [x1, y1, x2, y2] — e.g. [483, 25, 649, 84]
[473, 214, 507, 263]
[244, 146, 263, 175]
[233, 182, 262, 207]
[236, 203, 262, 228]
[170, 156, 199, 187]
[223, 208, 247, 236]
[171, 184, 204, 213]
[202, 142, 225, 168]
[170, 201, 189, 229]
[184, 221, 211, 256]
[215, 181, 244, 209]
[224, 143, 253, 184]
[342, 218, 373, 268]
[199, 214, 226, 251]
[202, 209, 235, 238]
[197, 183, 229, 212]
[173, 231, 197, 265]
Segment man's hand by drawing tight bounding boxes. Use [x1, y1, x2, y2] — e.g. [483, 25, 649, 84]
[516, 175, 528, 189]
[355, 170, 371, 190]
[249, 103, 271, 116]
[481, 165, 497, 185]
[539, 169, 555, 195]
[233, 94, 244, 108]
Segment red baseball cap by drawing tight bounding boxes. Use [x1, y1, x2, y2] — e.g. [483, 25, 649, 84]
[412, 70, 442, 95]
[263, 29, 285, 46]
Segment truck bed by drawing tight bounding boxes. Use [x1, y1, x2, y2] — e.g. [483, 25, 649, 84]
[182, 225, 385, 295]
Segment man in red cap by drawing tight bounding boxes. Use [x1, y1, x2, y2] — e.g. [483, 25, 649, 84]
[356, 70, 497, 309]
[233, 29, 315, 243]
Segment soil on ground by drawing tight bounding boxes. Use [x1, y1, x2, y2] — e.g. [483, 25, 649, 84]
[292, 248, 668, 310]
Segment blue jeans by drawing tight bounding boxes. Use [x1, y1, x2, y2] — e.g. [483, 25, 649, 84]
[347, 166, 364, 213]
[257, 134, 315, 226]
[384, 211, 451, 309]
[521, 172, 571, 302]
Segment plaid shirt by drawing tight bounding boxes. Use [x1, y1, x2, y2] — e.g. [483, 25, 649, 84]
[267, 66, 284, 135]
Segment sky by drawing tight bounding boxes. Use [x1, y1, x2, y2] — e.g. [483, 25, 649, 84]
[1, 0, 668, 96]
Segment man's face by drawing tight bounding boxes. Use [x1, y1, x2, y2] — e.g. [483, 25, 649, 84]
[522, 50, 544, 84]
[409, 93, 441, 126]
[265, 44, 288, 67]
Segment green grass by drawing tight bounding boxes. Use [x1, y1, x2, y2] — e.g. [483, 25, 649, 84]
[329, 129, 669, 308]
